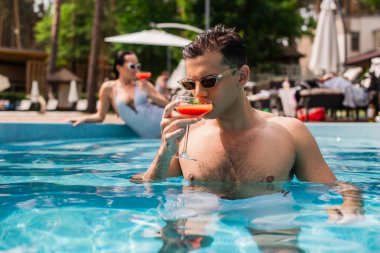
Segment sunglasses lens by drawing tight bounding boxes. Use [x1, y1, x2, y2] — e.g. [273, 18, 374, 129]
[180, 80, 196, 90]
[127, 63, 141, 70]
[201, 77, 217, 88]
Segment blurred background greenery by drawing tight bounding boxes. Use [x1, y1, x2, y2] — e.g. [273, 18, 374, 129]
[2, 0, 316, 77]
[1, 0, 379, 111]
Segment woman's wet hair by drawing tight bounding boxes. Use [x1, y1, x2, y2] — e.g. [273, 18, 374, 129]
[113, 50, 135, 78]
[182, 24, 247, 68]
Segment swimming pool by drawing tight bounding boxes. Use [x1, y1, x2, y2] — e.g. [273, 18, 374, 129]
[0, 123, 379, 252]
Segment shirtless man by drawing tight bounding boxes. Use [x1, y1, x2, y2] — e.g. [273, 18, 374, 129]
[137, 25, 362, 222]
[136, 26, 362, 251]
[141, 25, 335, 184]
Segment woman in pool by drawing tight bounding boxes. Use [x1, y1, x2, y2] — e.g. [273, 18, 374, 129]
[66, 51, 169, 138]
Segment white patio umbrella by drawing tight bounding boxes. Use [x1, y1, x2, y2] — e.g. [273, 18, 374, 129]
[370, 57, 380, 78]
[30, 80, 40, 103]
[309, 0, 341, 75]
[105, 29, 191, 47]
[105, 29, 191, 71]
[0, 74, 10, 92]
[167, 59, 187, 90]
[68, 80, 79, 103]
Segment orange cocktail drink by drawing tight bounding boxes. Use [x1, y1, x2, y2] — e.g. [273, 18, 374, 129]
[171, 95, 212, 161]
[136, 72, 152, 80]
[176, 104, 213, 117]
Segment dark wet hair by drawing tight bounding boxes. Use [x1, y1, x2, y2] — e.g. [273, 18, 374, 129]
[182, 24, 247, 68]
[113, 50, 135, 78]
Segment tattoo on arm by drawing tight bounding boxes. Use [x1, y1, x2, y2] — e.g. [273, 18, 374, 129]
[141, 144, 175, 181]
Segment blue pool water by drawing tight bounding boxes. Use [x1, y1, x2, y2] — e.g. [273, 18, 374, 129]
[0, 123, 379, 252]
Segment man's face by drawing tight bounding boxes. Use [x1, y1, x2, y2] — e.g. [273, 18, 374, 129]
[184, 51, 241, 119]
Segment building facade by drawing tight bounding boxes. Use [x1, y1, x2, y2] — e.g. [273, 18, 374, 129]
[299, 0, 380, 78]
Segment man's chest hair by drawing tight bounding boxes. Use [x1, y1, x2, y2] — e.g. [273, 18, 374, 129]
[184, 143, 291, 183]
[184, 125, 295, 182]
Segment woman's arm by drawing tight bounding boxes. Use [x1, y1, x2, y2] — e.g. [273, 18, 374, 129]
[65, 82, 112, 126]
[140, 80, 169, 107]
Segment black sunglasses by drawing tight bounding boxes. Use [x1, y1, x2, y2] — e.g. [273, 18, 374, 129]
[178, 67, 238, 90]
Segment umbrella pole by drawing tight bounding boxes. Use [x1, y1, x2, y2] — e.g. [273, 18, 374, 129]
[167, 47, 172, 73]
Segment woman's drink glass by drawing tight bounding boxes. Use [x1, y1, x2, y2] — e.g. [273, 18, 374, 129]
[136, 72, 152, 80]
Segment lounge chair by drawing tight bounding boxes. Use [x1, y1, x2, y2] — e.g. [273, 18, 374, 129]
[297, 88, 345, 121]
[16, 99, 32, 111]
[248, 91, 271, 110]
[296, 88, 369, 121]
[46, 99, 58, 111]
[75, 99, 100, 111]
[17, 96, 47, 113]
[76, 99, 88, 111]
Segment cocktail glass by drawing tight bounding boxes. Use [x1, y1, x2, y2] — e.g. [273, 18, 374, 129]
[171, 95, 213, 161]
[136, 71, 152, 80]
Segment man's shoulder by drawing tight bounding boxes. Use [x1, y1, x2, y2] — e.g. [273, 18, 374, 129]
[256, 110, 301, 126]
[268, 114, 302, 125]
[262, 113, 307, 134]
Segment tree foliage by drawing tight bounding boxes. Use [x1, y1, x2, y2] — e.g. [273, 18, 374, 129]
[0, 0, 45, 48]
[181, 0, 303, 71]
[360, 0, 380, 13]
[35, 0, 95, 67]
[105, 0, 191, 76]
[34, 0, 305, 76]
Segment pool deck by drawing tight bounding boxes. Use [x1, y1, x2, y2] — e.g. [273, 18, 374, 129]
[0, 111, 142, 143]
[1, 111, 379, 143]
[0, 111, 124, 124]
[0, 111, 376, 124]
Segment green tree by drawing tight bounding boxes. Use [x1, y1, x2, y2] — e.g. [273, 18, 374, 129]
[360, 0, 380, 13]
[182, 0, 303, 70]
[107, 0, 192, 77]
[86, 0, 103, 112]
[48, 0, 61, 75]
[0, 0, 43, 48]
[35, 0, 95, 68]
[35, 0, 306, 79]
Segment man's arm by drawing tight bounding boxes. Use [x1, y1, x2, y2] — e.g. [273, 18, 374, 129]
[327, 181, 364, 224]
[132, 132, 182, 182]
[290, 119, 336, 183]
[142, 140, 182, 180]
[134, 100, 201, 181]
[289, 119, 364, 222]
